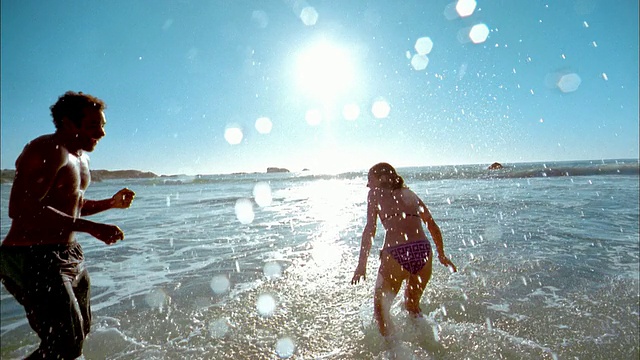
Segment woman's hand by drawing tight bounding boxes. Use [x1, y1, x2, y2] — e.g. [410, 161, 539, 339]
[438, 253, 457, 272]
[351, 264, 367, 284]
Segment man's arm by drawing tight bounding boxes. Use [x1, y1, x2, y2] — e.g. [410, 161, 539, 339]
[81, 188, 135, 216]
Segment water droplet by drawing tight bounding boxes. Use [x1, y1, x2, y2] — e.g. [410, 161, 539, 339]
[431, 324, 440, 342]
[145, 288, 169, 312]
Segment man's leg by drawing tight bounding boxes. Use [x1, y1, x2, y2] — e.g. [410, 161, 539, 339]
[25, 244, 88, 360]
[74, 266, 92, 339]
[24, 276, 86, 360]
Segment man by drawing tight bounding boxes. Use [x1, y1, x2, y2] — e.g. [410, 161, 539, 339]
[0, 91, 135, 359]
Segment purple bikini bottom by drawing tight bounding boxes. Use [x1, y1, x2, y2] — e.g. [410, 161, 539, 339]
[381, 240, 432, 274]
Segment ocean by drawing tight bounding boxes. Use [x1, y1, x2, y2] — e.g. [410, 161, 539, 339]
[1, 159, 638, 360]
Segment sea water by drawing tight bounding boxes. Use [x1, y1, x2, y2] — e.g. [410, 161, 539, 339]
[1, 159, 638, 359]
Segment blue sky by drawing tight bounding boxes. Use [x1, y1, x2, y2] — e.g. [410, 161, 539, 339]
[1, 0, 638, 175]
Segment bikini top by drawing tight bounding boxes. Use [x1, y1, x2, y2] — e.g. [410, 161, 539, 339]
[381, 212, 421, 223]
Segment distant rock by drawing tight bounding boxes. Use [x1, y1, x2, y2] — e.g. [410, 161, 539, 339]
[488, 162, 504, 170]
[90, 170, 158, 182]
[266, 167, 290, 173]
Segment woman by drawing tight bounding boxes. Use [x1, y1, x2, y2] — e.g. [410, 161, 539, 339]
[351, 162, 457, 337]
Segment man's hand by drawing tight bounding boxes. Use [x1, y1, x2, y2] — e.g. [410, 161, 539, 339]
[351, 264, 367, 284]
[111, 188, 135, 209]
[90, 223, 125, 245]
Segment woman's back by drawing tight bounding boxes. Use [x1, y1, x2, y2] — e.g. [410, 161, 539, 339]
[372, 187, 428, 247]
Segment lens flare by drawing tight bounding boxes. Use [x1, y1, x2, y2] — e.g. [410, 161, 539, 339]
[235, 198, 255, 224]
[263, 261, 282, 279]
[276, 337, 296, 358]
[209, 317, 230, 338]
[255, 117, 273, 134]
[224, 125, 243, 145]
[414, 37, 433, 55]
[305, 109, 322, 126]
[342, 103, 360, 121]
[456, 0, 477, 17]
[210, 274, 230, 295]
[469, 24, 490, 44]
[256, 293, 276, 316]
[253, 182, 272, 207]
[371, 98, 391, 119]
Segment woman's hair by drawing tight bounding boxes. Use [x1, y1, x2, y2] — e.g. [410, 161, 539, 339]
[50, 91, 106, 129]
[368, 162, 405, 190]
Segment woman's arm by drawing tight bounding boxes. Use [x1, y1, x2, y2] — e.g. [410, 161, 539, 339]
[419, 199, 457, 272]
[352, 191, 378, 284]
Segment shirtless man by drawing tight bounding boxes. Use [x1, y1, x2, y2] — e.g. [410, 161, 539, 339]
[0, 91, 135, 359]
[351, 162, 456, 337]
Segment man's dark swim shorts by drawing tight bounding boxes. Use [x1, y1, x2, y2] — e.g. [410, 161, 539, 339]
[0, 242, 91, 358]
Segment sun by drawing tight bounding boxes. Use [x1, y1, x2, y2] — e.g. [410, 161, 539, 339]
[294, 38, 356, 102]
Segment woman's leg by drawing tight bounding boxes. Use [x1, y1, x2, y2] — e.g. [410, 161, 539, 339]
[374, 253, 405, 337]
[404, 256, 433, 316]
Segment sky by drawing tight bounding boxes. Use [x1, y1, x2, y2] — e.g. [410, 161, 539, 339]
[1, 0, 638, 176]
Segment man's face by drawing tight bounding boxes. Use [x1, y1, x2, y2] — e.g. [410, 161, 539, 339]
[75, 108, 106, 152]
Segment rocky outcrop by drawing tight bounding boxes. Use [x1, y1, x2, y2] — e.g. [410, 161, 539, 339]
[488, 162, 503, 170]
[90, 170, 157, 181]
[1, 170, 15, 184]
[266, 167, 290, 173]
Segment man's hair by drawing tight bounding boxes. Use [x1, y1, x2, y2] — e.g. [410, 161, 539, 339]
[50, 91, 106, 129]
[368, 162, 405, 190]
